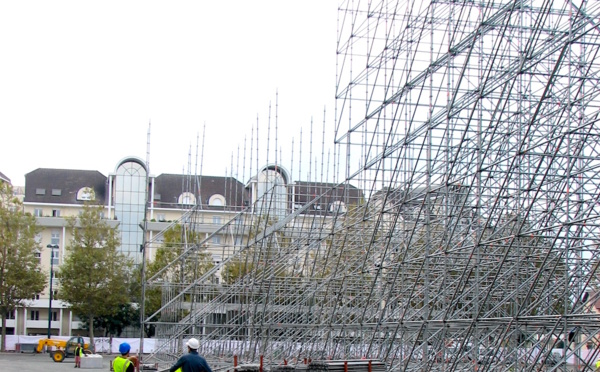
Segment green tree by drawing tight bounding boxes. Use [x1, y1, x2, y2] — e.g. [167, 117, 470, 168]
[222, 215, 291, 285]
[79, 303, 139, 337]
[144, 224, 214, 332]
[221, 250, 255, 285]
[58, 203, 133, 348]
[0, 182, 45, 351]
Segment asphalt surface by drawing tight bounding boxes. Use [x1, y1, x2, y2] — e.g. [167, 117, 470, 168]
[0, 352, 584, 372]
[0, 351, 114, 372]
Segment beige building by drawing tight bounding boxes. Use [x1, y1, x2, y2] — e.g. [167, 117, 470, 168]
[4, 159, 362, 337]
[10, 157, 248, 336]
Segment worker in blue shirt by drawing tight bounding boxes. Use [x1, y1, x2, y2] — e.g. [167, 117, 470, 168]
[169, 338, 212, 372]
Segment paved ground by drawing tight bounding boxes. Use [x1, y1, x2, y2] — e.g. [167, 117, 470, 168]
[0, 352, 585, 372]
[0, 352, 114, 372]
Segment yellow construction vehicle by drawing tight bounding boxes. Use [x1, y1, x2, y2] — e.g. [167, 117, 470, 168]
[36, 336, 92, 362]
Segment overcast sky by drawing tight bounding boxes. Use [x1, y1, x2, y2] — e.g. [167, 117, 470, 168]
[0, 1, 339, 186]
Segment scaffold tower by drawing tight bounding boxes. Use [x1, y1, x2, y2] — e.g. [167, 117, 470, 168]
[144, 1, 600, 371]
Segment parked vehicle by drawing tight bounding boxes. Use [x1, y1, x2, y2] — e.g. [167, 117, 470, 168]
[36, 336, 92, 362]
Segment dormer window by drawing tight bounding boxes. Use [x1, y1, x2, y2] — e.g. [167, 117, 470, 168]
[178, 192, 196, 205]
[76, 187, 95, 201]
[208, 194, 226, 206]
[52, 189, 62, 196]
[329, 201, 347, 214]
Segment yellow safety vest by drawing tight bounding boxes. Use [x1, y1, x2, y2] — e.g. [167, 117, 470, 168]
[596, 359, 600, 369]
[113, 356, 132, 372]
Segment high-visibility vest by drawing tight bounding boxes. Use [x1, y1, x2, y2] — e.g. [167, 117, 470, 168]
[75, 347, 83, 357]
[596, 359, 600, 369]
[113, 356, 132, 372]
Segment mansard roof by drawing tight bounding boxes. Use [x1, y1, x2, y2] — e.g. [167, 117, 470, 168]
[0, 171, 10, 184]
[291, 181, 363, 214]
[152, 173, 249, 210]
[24, 168, 107, 204]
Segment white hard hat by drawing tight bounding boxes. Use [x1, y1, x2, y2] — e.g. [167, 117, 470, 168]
[186, 338, 200, 350]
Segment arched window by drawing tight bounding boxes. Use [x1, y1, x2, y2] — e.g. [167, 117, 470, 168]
[257, 167, 287, 218]
[329, 200, 347, 214]
[76, 187, 95, 201]
[178, 192, 196, 205]
[208, 194, 226, 206]
[114, 158, 147, 265]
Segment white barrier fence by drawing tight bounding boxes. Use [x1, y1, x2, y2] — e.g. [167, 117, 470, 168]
[3, 335, 158, 354]
[3, 336, 599, 368]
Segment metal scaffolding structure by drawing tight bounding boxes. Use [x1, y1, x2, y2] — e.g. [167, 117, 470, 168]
[144, 1, 600, 370]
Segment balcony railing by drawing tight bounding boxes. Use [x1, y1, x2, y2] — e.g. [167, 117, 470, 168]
[26, 320, 59, 329]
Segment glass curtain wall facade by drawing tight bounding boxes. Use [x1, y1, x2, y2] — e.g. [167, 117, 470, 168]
[256, 166, 287, 219]
[113, 158, 147, 265]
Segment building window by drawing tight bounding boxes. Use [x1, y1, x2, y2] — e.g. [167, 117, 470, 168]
[52, 209, 60, 217]
[51, 231, 60, 245]
[51, 249, 59, 266]
[52, 311, 58, 321]
[213, 216, 222, 225]
[212, 235, 221, 245]
[178, 192, 196, 205]
[31, 294, 40, 300]
[76, 187, 95, 201]
[208, 194, 226, 206]
[35, 188, 45, 195]
[34, 209, 43, 217]
[51, 189, 62, 196]
[5, 310, 15, 320]
[34, 252, 41, 264]
[30, 311, 39, 321]
[154, 194, 161, 201]
[114, 159, 148, 266]
[329, 201, 347, 214]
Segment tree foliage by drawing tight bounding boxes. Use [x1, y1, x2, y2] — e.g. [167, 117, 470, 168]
[79, 303, 139, 337]
[222, 215, 291, 285]
[58, 203, 133, 347]
[0, 182, 45, 351]
[147, 224, 214, 284]
[221, 251, 255, 285]
[144, 224, 214, 333]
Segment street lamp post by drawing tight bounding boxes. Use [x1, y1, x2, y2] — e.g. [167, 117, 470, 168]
[46, 244, 59, 339]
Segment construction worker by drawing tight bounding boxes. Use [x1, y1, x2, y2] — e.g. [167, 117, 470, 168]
[169, 338, 213, 372]
[595, 358, 600, 371]
[113, 342, 137, 372]
[74, 343, 84, 368]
